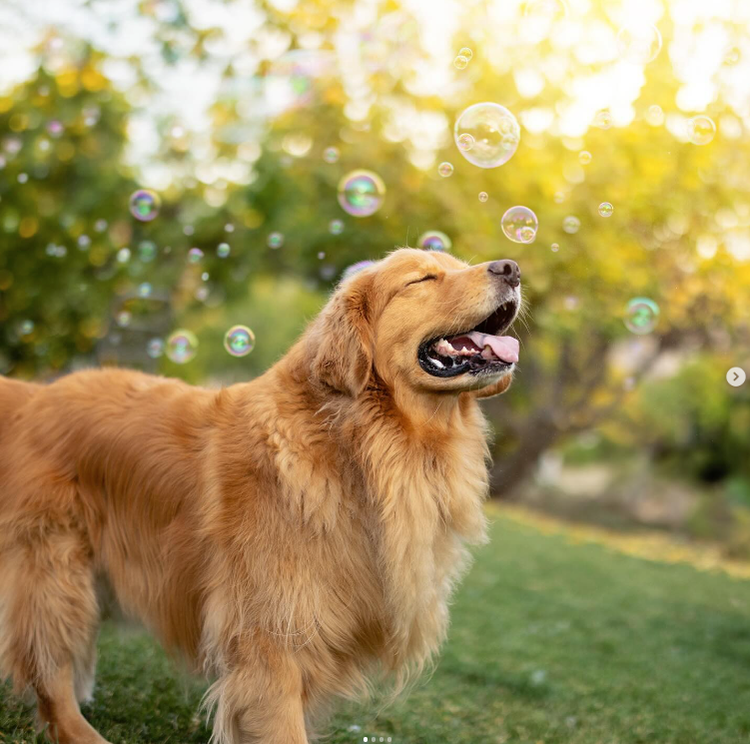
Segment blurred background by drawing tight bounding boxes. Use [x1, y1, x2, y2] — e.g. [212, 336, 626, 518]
[1, 0, 750, 558]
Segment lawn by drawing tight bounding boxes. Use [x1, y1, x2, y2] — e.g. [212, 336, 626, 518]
[3, 507, 750, 744]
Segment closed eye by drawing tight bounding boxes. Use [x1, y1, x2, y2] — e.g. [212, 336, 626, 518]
[406, 274, 438, 286]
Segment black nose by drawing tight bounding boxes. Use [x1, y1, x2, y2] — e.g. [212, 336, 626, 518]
[488, 260, 521, 287]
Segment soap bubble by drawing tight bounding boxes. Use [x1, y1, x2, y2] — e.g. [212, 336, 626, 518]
[138, 240, 157, 262]
[166, 330, 198, 363]
[116, 311, 132, 328]
[224, 325, 255, 357]
[617, 24, 662, 64]
[317, 251, 325, 259]
[562, 215, 581, 234]
[501, 206, 538, 243]
[337, 170, 386, 217]
[117, 248, 131, 263]
[129, 189, 161, 222]
[478, 191, 489, 202]
[94, 219, 108, 233]
[687, 115, 716, 145]
[579, 150, 592, 165]
[453, 56, 469, 70]
[454, 103, 520, 169]
[137, 282, 152, 298]
[438, 162, 454, 177]
[418, 230, 452, 251]
[624, 298, 660, 334]
[593, 110, 613, 130]
[217, 242, 230, 258]
[459, 47, 473, 60]
[551, 243, 560, 252]
[146, 338, 164, 359]
[187, 247, 204, 263]
[329, 219, 344, 235]
[342, 260, 375, 281]
[323, 146, 339, 163]
[598, 202, 614, 217]
[77, 235, 91, 250]
[646, 105, 664, 126]
[267, 232, 284, 248]
[457, 133, 475, 151]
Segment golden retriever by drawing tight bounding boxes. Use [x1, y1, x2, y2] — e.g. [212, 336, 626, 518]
[0, 247, 521, 743]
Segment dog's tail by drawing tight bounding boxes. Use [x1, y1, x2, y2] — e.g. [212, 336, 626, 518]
[0, 376, 40, 442]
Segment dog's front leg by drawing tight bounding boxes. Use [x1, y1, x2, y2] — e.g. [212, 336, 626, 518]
[207, 639, 309, 744]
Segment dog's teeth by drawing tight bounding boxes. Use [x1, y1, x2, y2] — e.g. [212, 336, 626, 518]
[429, 356, 445, 369]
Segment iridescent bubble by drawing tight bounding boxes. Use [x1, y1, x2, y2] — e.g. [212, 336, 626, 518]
[337, 170, 386, 217]
[562, 215, 581, 234]
[267, 232, 284, 248]
[138, 240, 157, 262]
[146, 338, 164, 359]
[323, 146, 340, 163]
[478, 191, 489, 202]
[329, 219, 344, 235]
[454, 102, 520, 169]
[617, 24, 662, 64]
[201, 272, 209, 281]
[501, 206, 538, 244]
[342, 260, 375, 281]
[551, 242, 560, 252]
[138, 282, 152, 298]
[224, 325, 255, 357]
[417, 230, 452, 252]
[579, 150, 592, 165]
[217, 242, 230, 258]
[553, 191, 566, 204]
[598, 202, 614, 217]
[459, 47, 473, 60]
[687, 115, 716, 145]
[116, 311, 132, 328]
[646, 105, 664, 126]
[187, 247, 204, 263]
[457, 133, 475, 151]
[624, 298, 660, 335]
[594, 110, 613, 130]
[129, 189, 161, 222]
[453, 56, 469, 70]
[166, 329, 198, 364]
[438, 162, 454, 177]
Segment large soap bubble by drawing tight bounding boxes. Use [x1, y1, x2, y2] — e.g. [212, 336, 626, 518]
[454, 103, 520, 169]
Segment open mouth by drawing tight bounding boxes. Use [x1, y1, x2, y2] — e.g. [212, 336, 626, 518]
[418, 299, 520, 378]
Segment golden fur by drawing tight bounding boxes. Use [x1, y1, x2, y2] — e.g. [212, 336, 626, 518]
[0, 248, 520, 743]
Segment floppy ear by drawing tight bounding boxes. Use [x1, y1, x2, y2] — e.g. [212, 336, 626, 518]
[469, 374, 513, 399]
[308, 281, 373, 396]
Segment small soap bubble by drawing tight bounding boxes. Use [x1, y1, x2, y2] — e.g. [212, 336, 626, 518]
[624, 298, 659, 334]
[224, 325, 255, 357]
[687, 115, 716, 145]
[94, 219, 108, 233]
[617, 24, 662, 64]
[201, 272, 209, 281]
[138, 240, 157, 262]
[117, 247, 131, 263]
[19, 320, 34, 336]
[453, 55, 469, 70]
[187, 247, 204, 263]
[137, 282, 152, 298]
[417, 230, 452, 252]
[454, 102, 520, 168]
[457, 133, 475, 151]
[224, 223, 235, 233]
[323, 146, 340, 163]
[478, 191, 489, 202]
[329, 219, 344, 235]
[593, 110, 613, 130]
[146, 338, 164, 359]
[129, 189, 160, 221]
[166, 330, 198, 363]
[598, 202, 614, 217]
[77, 235, 91, 249]
[646, 105, 664, 126]
[217, 242, 230, 258]
[438, 161, 454, 177]
[501, 206, 538, 244]
[317, 251, 326, 259]
[578, 150, 592, 165]
[342, 261, 375, 281]
[337, 170, 386, 217]
[17, 173, 28, 184]
[267, 232, 284, 248]
[459, 47, 473, 60]
[562, 215, 581, 234]
[553, 191, 566, 204]
[116, 311, 132, 328]
[551, 242, 560, 252]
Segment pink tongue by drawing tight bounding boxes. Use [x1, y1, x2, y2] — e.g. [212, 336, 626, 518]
[466, 331, 519, 363]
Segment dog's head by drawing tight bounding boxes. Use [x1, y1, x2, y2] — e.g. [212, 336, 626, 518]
[306, 248, 521, 399]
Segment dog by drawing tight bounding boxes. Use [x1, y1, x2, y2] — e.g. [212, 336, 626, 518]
[0, 247, 521, 743]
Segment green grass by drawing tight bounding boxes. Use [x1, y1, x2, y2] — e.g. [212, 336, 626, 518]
[3, 511, 750, 744]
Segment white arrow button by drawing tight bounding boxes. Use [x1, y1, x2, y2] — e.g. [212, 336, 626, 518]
[727, 367, 746, 387]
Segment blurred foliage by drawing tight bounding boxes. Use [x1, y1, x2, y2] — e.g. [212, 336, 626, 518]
[1, 0, 749, 501]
